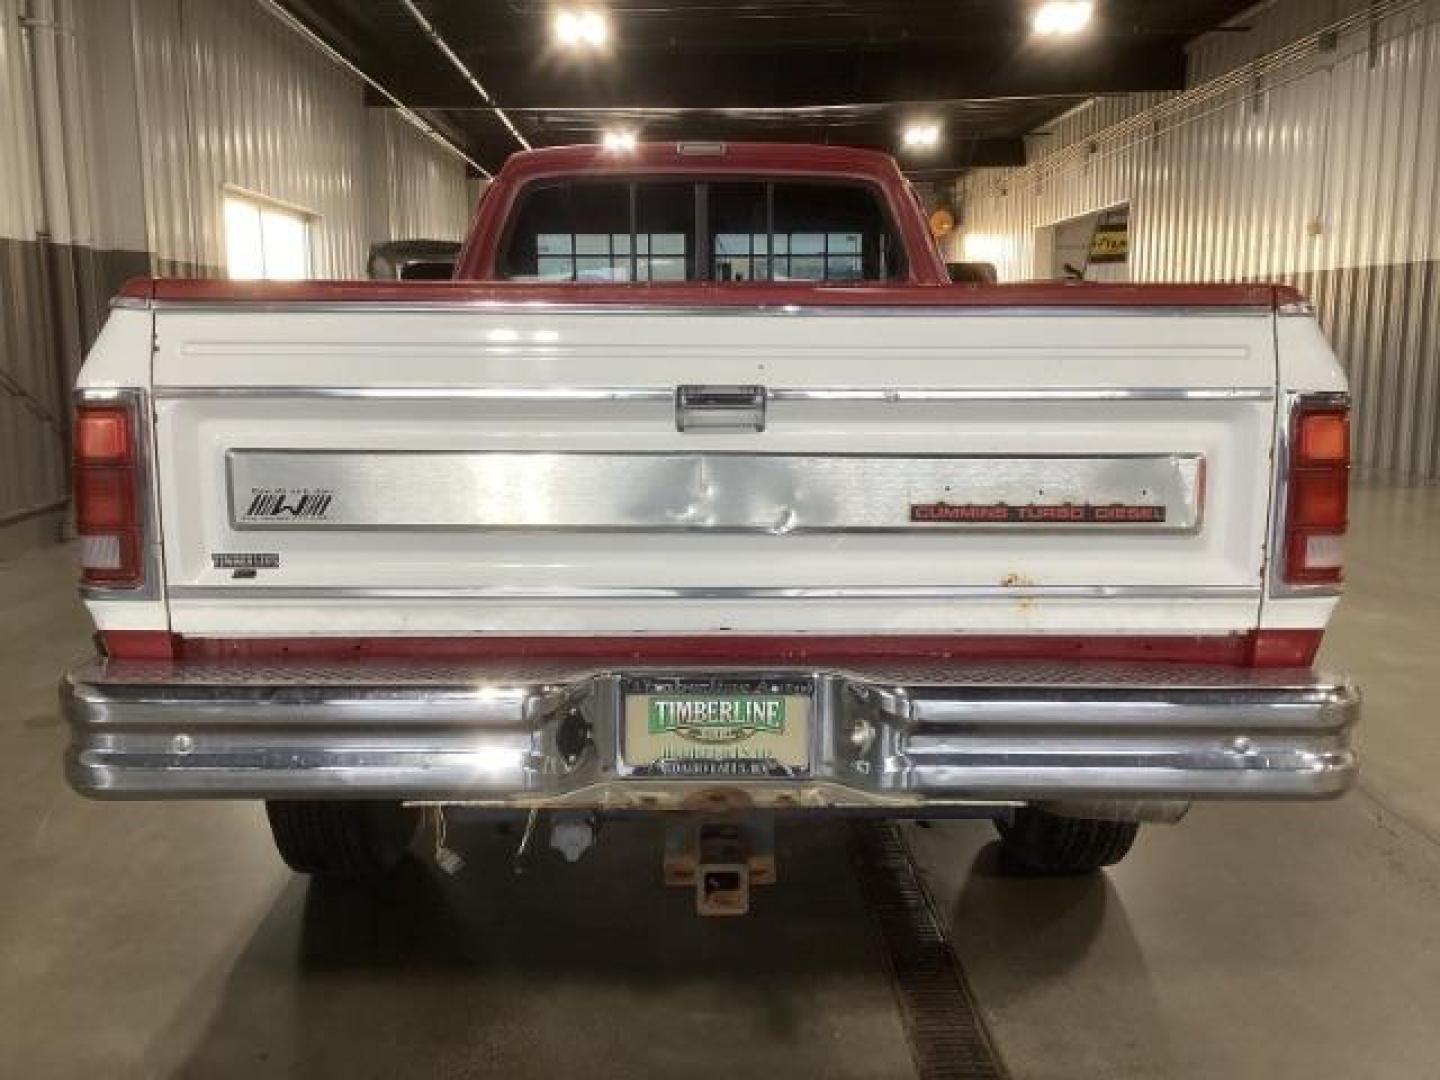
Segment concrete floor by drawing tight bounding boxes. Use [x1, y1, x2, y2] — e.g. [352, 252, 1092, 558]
[1, 479, 1438, 1079]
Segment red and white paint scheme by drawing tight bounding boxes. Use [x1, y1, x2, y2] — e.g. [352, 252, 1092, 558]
[62, 144, 1359, 840]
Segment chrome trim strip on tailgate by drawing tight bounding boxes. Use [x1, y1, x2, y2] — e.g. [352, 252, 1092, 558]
[62, 658, 1359, 803]
[166, 583, 1262, 601]
[142, 301, 1277, 317]
[225, 451, 1205, 534]
[154, 385, 1277, 402]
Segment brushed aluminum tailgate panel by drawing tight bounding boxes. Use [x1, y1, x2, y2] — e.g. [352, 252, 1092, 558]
[226, 450, 1203, 533]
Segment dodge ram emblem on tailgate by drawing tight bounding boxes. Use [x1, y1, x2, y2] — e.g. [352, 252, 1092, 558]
[242, 488, 334, 520]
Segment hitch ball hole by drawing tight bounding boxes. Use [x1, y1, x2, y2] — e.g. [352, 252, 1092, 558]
[704, 870, 744, 898]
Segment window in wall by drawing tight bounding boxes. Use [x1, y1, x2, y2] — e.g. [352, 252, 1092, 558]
[223, 192, 312, 280]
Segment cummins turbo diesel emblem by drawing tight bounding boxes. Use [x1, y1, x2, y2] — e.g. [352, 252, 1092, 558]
[241, 488, 334, 520]
[910, 501, 1167, 524]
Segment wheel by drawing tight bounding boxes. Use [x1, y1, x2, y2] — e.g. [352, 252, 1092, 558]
[264, 800, 420, 878]
[995, 807, 1139, 874]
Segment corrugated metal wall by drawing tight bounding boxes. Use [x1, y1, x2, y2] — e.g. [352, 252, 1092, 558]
[956, 0, 1440, 478]
[135, 0, 370, 276]
[1023, 93, 1173, 163]
[1187, 0, 1372, 84]
[0, 0, 42, 240]
[368, 109, 473, 243]
[1, 0, 72, 532]
[0, 0, 475, 539]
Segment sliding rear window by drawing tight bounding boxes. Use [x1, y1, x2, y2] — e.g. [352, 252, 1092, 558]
[498, 177, 905, 283]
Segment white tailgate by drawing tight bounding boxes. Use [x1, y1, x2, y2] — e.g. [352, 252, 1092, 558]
[151, 306, 1277, 638]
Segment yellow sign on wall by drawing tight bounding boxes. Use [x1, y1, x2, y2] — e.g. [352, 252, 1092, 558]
[1088, 206, 1130, 264]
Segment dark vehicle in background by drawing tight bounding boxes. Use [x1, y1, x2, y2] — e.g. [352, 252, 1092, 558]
[366, 239, 462, 280]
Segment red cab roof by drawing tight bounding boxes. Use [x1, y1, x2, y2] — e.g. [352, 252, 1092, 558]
[458, 141, 945, 281]
[492, 142, 908, 184]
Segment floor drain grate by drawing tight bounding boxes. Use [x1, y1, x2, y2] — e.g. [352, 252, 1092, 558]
[849, 821, 1009, 1080]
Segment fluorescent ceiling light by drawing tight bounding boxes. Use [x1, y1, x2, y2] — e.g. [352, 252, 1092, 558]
[1032, 1, 1094, 36]
[902, 122, 942, 150]
[601, 128, 637, 152]
[554, 9, 609, 48]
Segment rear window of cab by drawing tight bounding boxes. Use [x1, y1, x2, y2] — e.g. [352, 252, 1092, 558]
[497, 177, 907, 284]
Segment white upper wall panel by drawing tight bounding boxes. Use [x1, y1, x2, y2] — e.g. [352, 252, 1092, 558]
[1187, 0, 1374, 84]
[131, 0, 371, 275]
[73, 0, 149, 253]
[957, 0, 1440, 280]
[367, 109, 474, 244]
[0, 0, 42, 242]
[1024, 93, 1173, 164]
[956, 0, 1440, 478]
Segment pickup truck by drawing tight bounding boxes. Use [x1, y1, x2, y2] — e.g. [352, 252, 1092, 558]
[62, 143, 1358, 904]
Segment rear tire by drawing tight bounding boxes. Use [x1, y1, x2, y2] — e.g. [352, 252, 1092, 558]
[995, 807, 1139, 874]
[265, 800, 420, 878]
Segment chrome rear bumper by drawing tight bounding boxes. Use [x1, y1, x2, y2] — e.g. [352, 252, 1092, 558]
[61, 657, 1359, 807]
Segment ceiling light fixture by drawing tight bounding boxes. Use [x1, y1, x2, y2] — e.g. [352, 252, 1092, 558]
[601, 128, 637, 152]
[554, 8, 609, 48]
[902, 122, 942, 151]
[1032, 1, 1094, 36]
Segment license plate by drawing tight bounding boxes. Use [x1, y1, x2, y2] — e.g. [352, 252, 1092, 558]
[620, 676, 814, 777]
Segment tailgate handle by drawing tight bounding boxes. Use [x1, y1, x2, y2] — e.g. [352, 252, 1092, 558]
[675, 385, 767, 433]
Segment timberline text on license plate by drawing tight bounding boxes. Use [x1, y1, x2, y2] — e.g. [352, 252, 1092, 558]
[647, 695, 787, 742]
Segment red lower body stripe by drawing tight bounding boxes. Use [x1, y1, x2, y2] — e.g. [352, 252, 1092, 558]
[100, 629, 1323, 668]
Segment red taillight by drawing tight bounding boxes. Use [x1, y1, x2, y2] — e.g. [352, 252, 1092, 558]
[1282, 398, 1349, 587]
[74, 398, 145, 589]
[73, 406, 132, 462]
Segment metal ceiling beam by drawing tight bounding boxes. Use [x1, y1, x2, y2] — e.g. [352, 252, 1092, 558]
[261, 0, 490, 176]
[283, 0, 1259, 174]
[378, 102, 1030, 174]
[518, 115, 1029, 166]
[395, 0, 532, 151]
[427, 0, 1258, 52]
[380, 45, 1187, 111]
